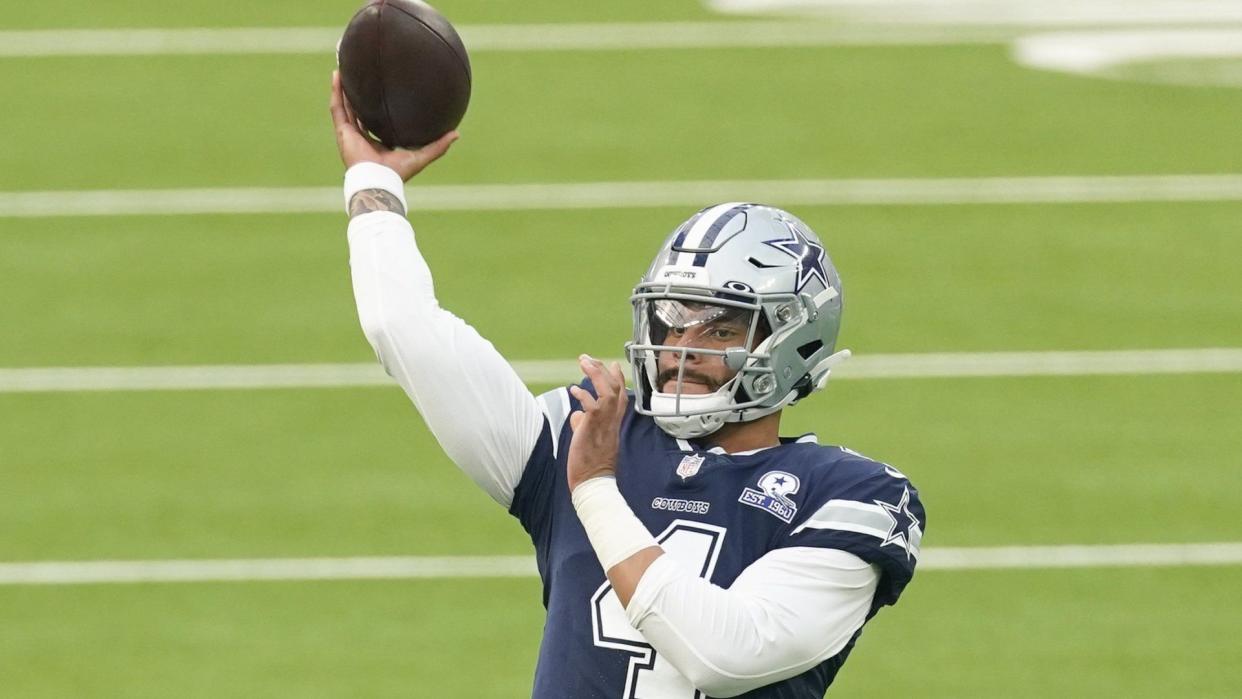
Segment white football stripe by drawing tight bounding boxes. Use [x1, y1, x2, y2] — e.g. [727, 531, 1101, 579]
[1, 543, 1240, 585]
[1, 349, 1240, 394]
[6, 174, 1242, 218]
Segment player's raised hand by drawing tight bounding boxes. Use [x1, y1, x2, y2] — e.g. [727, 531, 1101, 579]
[566, 355, 628, 493]
[330, 70, 458, 182]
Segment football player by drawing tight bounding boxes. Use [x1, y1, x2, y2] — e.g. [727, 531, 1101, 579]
[330, 72, 926, 698]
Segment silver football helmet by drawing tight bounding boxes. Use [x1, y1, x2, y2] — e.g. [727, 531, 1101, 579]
[626, 203, 850, 439]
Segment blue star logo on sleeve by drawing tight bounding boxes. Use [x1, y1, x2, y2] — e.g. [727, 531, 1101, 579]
[876, 486, 923, 560]
[762, 220, 831, 294]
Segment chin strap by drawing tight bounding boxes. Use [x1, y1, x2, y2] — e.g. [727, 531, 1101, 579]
[728, 388, 796, 424]
[809, 349, 852, 391]
[650, 391, 732, 439]
[654, 413, 726, 440]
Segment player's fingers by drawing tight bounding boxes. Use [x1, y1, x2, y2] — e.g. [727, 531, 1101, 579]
[329, 71, 351, 128]
[607, 362, 627, 412]
[338, 92, 372, 144]
[402, 131, 459, 172]
[424, 130, 460, 160]
[331, 76, 382, 149]
[356, 123, 384, 148]
[331, 76, 378, 159]
[569, 411, 584, 432]
[341, 97, 365, 138]
[569, 385, 598, 412]
[608, 362, 626, 395]
[578, 356, 616, 405]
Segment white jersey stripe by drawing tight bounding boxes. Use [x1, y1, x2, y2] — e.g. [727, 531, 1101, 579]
[907, 522, 924, 553]
[792, 499, 894, 538]
[536, 387, 571, 458]
[792, 499, 922, 557]
[796, 518, 892, 541]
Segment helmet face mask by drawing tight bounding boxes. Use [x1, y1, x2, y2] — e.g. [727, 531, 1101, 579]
[633, 295, 770, 413]
[625, 203, 850, 440]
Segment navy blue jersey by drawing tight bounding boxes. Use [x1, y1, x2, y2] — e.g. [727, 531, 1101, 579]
[510, 381, 926, 698]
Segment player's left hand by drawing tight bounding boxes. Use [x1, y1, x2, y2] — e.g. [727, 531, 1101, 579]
[329, 70, 458, 182]
[566, 355, 628, 493]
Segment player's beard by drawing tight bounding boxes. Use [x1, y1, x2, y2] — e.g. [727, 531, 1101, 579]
[656, 367, 721, 395]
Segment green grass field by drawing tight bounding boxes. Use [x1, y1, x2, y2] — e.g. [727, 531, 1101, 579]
[3, 1, 1241, 697]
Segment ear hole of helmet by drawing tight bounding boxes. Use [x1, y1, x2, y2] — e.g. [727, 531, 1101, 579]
[787, 340, 825, 400]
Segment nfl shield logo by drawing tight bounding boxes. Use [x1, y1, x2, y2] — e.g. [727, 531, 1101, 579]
[676, 454, 705, 480]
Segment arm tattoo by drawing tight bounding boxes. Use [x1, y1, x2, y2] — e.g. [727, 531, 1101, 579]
[349, 188, 406, 218]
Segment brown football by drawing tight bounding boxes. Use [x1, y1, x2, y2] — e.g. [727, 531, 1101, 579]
[337, 0, 471, 149]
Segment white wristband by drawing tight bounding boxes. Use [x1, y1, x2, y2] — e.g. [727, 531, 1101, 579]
[343, 162, 407, 214]
[572, 477, 659, 571]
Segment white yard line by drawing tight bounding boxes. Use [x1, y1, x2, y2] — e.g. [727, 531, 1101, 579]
[7, 1, 1242, 59]
[0, 556, 538, 585]
[0, 22, 1023, 58]
[921, 543, 1242, 570]
[6, 174, 1242, 218]
[707, 0, 1242, 26]
[2, 349, 1240, 394]
[1013, 29, 1242, 84]
[1, 543, 1239, 585]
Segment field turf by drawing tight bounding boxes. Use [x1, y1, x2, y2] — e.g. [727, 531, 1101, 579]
[2, 1, 1240, 696]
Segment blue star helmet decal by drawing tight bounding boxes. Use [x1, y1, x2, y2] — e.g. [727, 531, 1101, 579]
[762, 219, 832, 294]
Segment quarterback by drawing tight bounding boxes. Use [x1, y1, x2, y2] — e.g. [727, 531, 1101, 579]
[330, 72, 925, 698]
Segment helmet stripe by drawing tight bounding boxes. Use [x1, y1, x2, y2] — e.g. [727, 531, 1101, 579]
[666, 207, 710, 266]
[681, 203, 741, 250]
[692, 203, 751, 266]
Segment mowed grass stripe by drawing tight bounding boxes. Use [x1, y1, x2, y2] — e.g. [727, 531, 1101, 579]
[6, 175, 1242, 217]
[0, 23, 1021, 58]
[4, 543, 1240, 585]
[4, 349, 1241, 393]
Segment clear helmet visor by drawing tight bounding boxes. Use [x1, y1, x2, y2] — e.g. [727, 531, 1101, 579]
[652, 299, 735, 330]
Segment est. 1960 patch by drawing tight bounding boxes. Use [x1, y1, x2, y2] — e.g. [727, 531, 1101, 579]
[738, 470, 801, 523]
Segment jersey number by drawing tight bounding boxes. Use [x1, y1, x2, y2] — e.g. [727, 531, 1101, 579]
[590, 520, 727, 699]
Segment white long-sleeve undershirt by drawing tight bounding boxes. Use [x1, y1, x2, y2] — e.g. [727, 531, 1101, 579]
[344, 189, 880, 696]
[627, 548, 879, 697]
[347, 210, 543, 507]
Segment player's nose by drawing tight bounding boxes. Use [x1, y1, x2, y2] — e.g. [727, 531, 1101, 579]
[659, 341, 702, 368]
